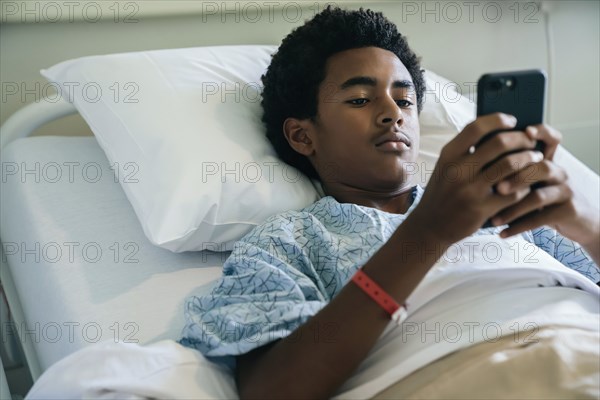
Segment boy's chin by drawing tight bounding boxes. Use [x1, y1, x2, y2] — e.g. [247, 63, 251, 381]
[370, 174, 414, 189]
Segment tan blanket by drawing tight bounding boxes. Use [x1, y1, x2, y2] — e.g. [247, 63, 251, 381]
[373, 326, 600, 399]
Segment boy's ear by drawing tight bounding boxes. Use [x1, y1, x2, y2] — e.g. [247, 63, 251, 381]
[283, 117, 315, 156]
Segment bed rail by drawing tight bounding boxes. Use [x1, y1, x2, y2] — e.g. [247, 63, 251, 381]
[0, 97, 77, 150]
[0, 96, 77, 383]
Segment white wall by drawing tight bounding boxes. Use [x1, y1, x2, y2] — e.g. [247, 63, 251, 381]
[545, 1, 599, 174]
[1, 0, 598, 172]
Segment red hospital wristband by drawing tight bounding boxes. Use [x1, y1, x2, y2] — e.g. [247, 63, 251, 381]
[352, 269, 407, 324]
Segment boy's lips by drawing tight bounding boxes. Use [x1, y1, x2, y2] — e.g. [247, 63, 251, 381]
[374, 131, 412, 147]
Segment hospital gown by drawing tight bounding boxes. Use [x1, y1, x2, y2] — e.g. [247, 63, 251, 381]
[180, 185, 599, 367]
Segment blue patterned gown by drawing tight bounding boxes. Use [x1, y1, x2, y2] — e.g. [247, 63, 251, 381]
[180, 186, 599, 368]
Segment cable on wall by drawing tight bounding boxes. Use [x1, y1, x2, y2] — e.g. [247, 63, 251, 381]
[540, 0, 554, 125]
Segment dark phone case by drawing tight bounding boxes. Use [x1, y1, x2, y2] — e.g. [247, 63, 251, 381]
[476, 70, 546, 228]
[477, 69, 546, 130]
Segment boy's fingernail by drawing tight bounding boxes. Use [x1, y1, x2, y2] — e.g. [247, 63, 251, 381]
[527, 126, 538, 137]
[498, 181, 510, 193]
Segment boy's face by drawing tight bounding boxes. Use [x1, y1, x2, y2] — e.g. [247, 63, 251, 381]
[306, 46, 420, 193]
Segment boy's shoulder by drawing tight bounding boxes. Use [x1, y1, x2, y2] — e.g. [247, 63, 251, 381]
[258, 196, 338, 228]
[231, 196, 338, 251]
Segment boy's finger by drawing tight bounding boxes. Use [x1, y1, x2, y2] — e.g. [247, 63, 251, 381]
[470, 131, 537, 169]
[496, 160, 567, 195]
[528, 124, 562, 160]
[492, 184, 572, 226]
[448, 113, 518, 157]
[499, 204, 562, 238]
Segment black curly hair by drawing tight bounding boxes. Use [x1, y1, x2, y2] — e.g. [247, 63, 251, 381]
[261, 6, 425, 181]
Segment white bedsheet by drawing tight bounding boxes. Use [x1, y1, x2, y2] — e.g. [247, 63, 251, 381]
[26, 235, 600, 399]
[26, 340, 237, 399]
[338, 234, 600, 398]
[0, 136, 228, 372]
[26, 288, 599, 399]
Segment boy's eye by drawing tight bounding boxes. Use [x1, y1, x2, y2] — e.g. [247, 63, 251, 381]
[396, 99, 414, 108]
[346, 98, 414, 107]
[347, 98, 369, 106]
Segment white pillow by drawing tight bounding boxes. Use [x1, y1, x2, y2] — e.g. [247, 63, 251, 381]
[41, 45, 474, 252]
[42, 45, 320, 252]
[414, 70, 476, 186]
[420, 69, 476, 136]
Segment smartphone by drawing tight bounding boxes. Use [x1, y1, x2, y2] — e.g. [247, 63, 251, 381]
[477, 69, 546, 132]
[476, 69, 547, 228]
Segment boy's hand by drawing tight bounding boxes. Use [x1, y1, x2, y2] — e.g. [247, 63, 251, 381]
[489, 124, 600, 252]
[410, 113, 541, 246]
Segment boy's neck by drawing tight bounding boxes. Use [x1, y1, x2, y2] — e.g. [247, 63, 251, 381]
[323, 183, 416, 214]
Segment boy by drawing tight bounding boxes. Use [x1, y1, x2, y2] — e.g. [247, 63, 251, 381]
[181, 7, 600, 399]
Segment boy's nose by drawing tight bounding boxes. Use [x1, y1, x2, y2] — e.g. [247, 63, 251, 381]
[379, 105, 403, 126]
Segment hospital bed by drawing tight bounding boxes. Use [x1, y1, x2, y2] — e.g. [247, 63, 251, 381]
[1, 1, 598, 398]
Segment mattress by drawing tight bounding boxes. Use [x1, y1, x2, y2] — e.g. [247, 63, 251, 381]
[0, 136, 227, 373]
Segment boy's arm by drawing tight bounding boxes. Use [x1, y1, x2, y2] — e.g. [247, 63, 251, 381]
[553, 145, 600, 265]
[522, 226, 600, 283]
[236, 218, 447, 399]
[236, 114, 541, 399]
